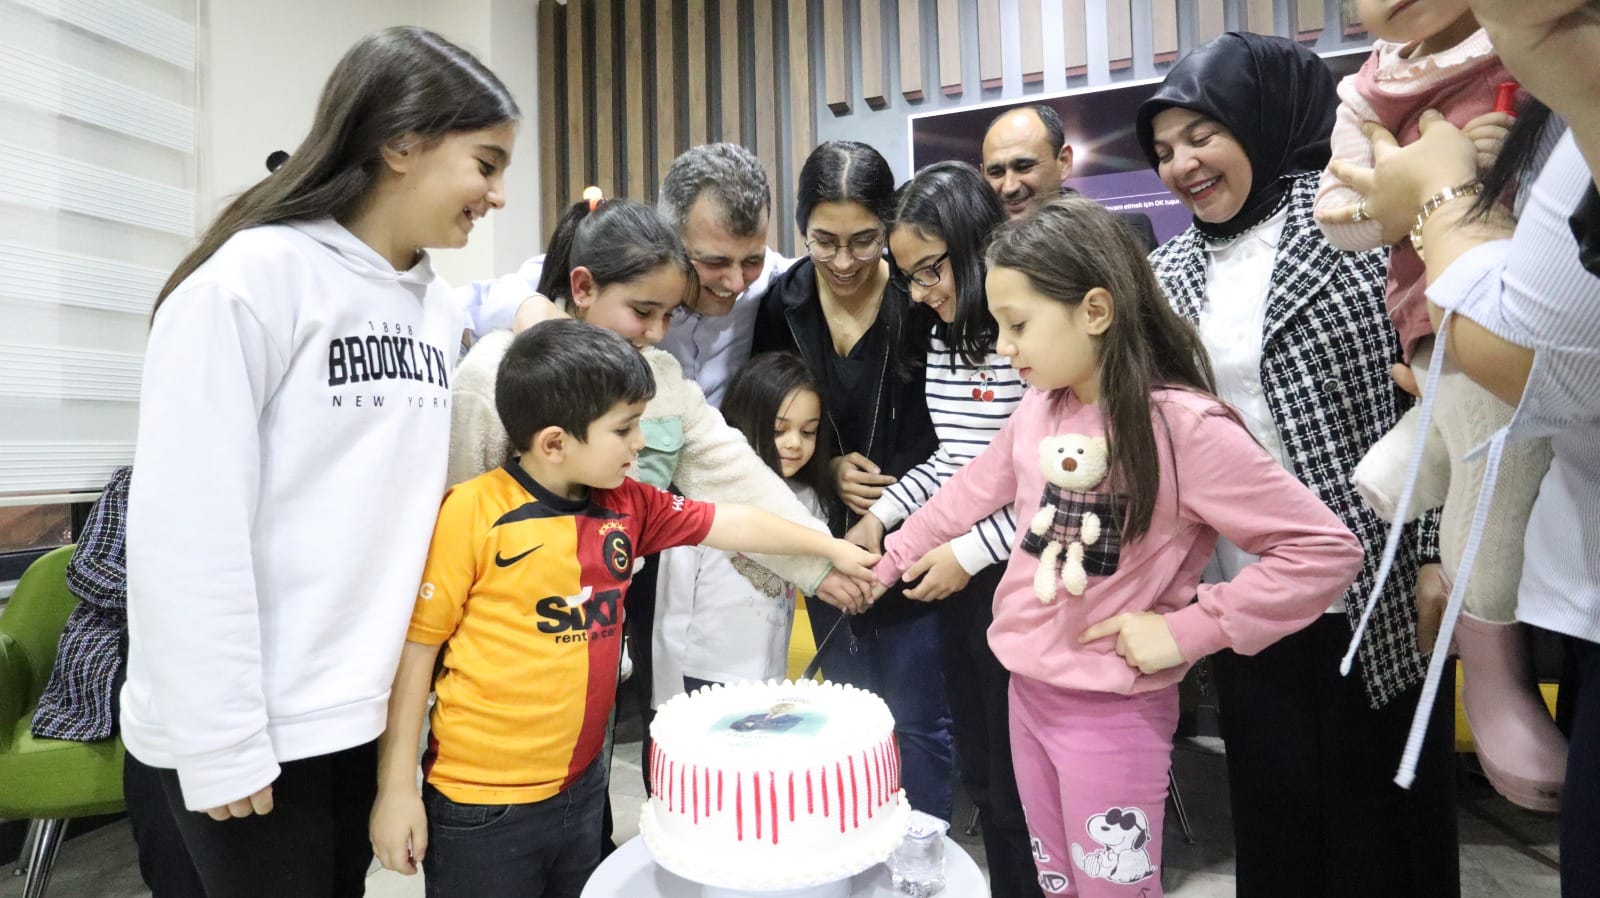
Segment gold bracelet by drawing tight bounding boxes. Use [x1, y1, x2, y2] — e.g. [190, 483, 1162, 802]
[1409, 181, 1484, 262]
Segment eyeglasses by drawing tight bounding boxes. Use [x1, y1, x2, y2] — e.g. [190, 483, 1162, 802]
[890, 252, 950, 292]
[805, 233, 884, 263]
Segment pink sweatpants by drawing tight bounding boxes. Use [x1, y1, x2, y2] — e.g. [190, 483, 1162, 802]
[1009, 674, 1180, 897]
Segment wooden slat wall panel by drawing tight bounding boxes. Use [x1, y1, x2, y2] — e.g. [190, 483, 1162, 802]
[656, 0, 678, 184]
[687, 0, 709, 145]
[1062, 0, 1087, 76]
[937, 0, 961, 96]
[1296, 0, 1325, 38]
[1018, 0, 1042, 84]
[860, 0, 886, 108]
[538, 0, 562, 241]
[1247, 0, 1275, 33]
[720, 0, 742, 142]
[566, 0, 589, 199]
[824, 0, 850, 113]
[754, 0, 779, 249]
[1342, 0, 1368, 35]
[1196, 0, 1225, 43]
[1106, 0, 1132, 70]
[1151, 0, 1178, 62]
[899, 0, 923, 100]
[978, 0, 1001, 89]
[624, 0, 646, 199]
[594, 0, 615, 194]
[787, 0, 812, 256]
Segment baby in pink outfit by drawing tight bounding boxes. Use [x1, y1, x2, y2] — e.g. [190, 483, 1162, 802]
[1315, 0, 1560, 813]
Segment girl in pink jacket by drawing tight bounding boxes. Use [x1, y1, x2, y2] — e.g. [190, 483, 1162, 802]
[872, 197, 1363, 898]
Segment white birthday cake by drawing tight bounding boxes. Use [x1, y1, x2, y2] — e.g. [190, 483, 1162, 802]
[640, 679, 909, 891]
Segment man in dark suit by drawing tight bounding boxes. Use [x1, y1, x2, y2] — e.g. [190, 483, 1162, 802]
[982, 104, 1159, 251]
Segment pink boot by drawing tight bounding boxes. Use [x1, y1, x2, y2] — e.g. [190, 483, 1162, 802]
[1454, 611, 1567, 812]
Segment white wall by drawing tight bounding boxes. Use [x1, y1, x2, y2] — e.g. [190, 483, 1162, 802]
[199, 0, 541, 290]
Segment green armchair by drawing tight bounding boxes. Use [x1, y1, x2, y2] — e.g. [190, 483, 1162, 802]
[0, 545, 126, 898]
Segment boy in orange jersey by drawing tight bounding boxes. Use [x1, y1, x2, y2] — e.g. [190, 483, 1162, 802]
[369, 320, 878, 897]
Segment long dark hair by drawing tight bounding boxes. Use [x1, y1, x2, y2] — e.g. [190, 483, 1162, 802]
[892, 161, 1006, 365]
[721, 352, 836, 502]
[155, 27, 519, 314]
[987, 196, 1220, 542]
[538, 199, 697, 304]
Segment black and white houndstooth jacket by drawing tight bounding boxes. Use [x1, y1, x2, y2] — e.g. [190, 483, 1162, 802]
[1150, 173, 1436, 709]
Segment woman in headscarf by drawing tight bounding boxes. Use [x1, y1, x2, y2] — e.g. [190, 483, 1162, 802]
[1137, 34, 1459, 897]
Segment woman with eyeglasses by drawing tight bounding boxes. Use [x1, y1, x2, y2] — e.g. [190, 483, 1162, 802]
[753, 140, 953, 822]
[867, 160, 1037, 898]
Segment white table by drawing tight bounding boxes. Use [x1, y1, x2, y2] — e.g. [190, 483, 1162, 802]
[581, 835, 986, 897]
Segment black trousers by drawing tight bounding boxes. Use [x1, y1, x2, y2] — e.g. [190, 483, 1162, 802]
[1214, 613, 1459, 898]
[124, 741, 377, 898]
[115, 647, 207, 898]
[1560, 636, 1600, 898]
[124, 746, 207, 897]
[941, 565, 1043, 898]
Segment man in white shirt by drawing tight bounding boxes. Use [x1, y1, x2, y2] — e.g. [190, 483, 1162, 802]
[481, 143, 788, 407]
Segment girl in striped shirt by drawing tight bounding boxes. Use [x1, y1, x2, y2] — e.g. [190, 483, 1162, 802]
[843, 161, 1035, 898]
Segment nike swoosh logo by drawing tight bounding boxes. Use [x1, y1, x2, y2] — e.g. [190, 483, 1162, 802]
[494, 544, 543, 567]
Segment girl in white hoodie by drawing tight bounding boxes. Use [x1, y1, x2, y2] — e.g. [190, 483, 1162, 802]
[122, 27, 518, 897]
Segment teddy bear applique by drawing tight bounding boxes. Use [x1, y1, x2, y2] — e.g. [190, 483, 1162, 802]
[1020, 434, 1125, 603]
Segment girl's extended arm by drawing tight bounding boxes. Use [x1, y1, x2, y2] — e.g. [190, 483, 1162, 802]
[875, 405, 1022, 587]
[370, 640, 442, 875]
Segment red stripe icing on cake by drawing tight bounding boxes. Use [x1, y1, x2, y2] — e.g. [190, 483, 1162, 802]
[849, 756, 859, 829]
[640, 681, 908, 889]
[864, 750, 874, 819]
[821, 766, 829, 816]
[770, 774, 780, 844]
[835, 762, 845, 833]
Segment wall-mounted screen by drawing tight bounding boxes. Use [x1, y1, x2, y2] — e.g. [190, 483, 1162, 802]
[907, 49, 1370, 244]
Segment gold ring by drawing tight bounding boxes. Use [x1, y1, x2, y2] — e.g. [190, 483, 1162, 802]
[1352, 199, 1370, 223]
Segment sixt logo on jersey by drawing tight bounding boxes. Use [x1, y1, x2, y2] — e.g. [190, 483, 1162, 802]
[535, 587, 623, 636]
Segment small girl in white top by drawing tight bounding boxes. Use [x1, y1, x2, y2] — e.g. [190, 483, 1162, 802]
[652, 351, 836, 700]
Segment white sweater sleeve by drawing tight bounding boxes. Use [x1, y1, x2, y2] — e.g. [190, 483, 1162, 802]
[446, 331, 514, 485]
[125, 285, 285, 810]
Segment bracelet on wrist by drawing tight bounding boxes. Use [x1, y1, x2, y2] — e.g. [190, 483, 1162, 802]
[1409, 180, 1484, 262]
